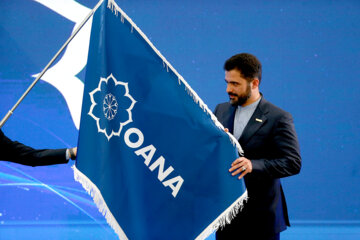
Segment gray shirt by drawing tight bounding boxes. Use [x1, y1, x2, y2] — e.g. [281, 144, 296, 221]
[233, 97, 261, 140]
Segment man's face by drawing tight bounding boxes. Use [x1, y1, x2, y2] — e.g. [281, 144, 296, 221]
[225, 69, 251, 106]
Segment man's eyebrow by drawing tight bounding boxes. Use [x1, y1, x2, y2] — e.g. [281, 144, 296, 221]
[225, 79, 239, 84]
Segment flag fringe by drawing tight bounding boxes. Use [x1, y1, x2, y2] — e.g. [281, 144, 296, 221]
[106, 0, 243, 156]
[195, 190, 248, 240]
[74, 163, 247, 240]
[72, 165, 128, 240]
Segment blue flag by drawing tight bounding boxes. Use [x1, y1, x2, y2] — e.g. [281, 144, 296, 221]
[75, 0, 247, 239]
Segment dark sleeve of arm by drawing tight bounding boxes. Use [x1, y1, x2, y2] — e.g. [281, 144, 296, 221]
[0, 131, 68, 167]
[251, 114, 302, 178]
[213, 104, 219, 116]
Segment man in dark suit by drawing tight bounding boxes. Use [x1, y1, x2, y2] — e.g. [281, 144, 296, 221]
[0, 129, 76, 166]
[215, 53, 301, 240]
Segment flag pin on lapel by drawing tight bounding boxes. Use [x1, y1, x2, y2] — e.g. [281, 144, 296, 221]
[255, 118, 263, 123]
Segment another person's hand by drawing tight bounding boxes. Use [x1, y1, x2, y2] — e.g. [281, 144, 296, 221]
[69, 147, 77, 160]
[229, 157, 252, 179]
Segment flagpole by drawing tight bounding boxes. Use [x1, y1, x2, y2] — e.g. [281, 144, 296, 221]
[0, 0, 104, 129]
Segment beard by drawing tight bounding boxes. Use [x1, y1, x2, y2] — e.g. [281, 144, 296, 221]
[229, 82, 251, 106]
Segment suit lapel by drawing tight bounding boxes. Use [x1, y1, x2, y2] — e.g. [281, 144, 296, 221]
[239, 98, 268, 145]
[223, 105, 236, 134]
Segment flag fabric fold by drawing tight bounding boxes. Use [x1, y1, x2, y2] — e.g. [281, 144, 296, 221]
[75, 0, 247, 239]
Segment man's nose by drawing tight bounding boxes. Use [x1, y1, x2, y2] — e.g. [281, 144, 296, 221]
[226, 84, 232, 93]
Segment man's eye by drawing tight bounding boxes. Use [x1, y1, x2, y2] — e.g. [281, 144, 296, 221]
[225, 80, 240, 86]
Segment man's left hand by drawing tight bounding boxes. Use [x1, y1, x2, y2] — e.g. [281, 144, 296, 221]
[229, 157, 253, 179]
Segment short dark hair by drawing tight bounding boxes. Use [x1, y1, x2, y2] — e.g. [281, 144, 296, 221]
[224, 53, 262, 83]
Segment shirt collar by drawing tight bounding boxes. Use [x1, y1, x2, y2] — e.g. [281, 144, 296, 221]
[237, 96, 262, 111]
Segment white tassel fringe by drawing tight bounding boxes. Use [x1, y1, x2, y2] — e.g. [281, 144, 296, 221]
[106, 0, 243, 156]
[195, 190, 247, 240]
[74, 163, 247, 240]
[73, 165, 128, 240]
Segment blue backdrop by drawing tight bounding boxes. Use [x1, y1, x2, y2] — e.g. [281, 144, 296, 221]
[1, 0, 359, 239]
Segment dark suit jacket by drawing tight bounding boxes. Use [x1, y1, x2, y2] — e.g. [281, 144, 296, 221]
[0, 129, 68, 166]
[214, 97, 301, 239]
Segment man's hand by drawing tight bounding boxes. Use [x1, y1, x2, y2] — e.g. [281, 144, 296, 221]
[229, 157, 252, 179]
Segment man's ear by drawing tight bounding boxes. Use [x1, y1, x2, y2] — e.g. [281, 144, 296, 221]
[251, 78, 260, 89]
